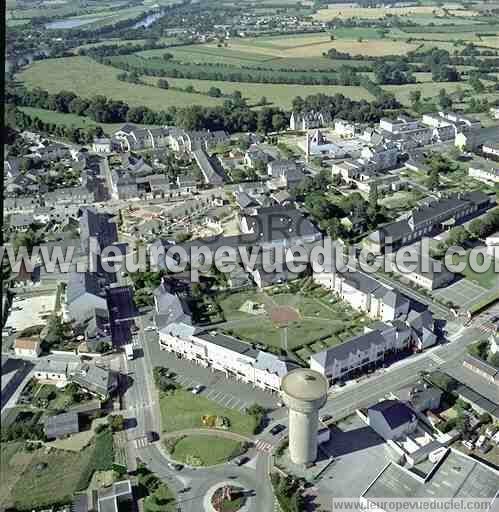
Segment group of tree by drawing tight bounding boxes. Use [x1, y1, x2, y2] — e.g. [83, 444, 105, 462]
[270, 473, 305, 512]
[373, 60, 415, 85]
[153, 367, 180, 394]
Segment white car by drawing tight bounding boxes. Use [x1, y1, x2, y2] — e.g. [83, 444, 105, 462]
[191, 385, 204, 395]
[144, 326, 156, 332]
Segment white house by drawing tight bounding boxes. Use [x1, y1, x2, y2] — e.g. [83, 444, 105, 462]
[468, 164, 499, 184]
[14, 337, 41, 357]
[483, 143, 499, 158]
[487, 232, 499, 259]
[367, 399, 418, 440]
[159, 329, 293, 391]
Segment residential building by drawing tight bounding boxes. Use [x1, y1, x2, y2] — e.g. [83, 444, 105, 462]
[395, 382, 442, 413]
[313, 267, 410, 322]
[159, 329, 293, 391]
[462, 354, 499, 386]
[113, 124, 169, 151]
[64, 271, 108, 323]
[305, 129, 343, 158]
[334, 118, 357, 138]
[44, 412, 79, 439]
[483, 142, 499, 158]
[14, 337, 41, 357]
[361, 450, 499, 509]
[390, 248, 455, 290]
[485, 232, 499, 259]
[365, 192, 494, 253]
[468, 164, 499, 184]
[360, 142, 399, 172]
[244, 146, 272, 169]
[490, 107, 499, 120]
[34, 359, 77, 386]
[289, 110, 332, 131]
[79, 207, 118, 253]
[70, 362, 118, 399]
[367, 399, 417, 440]
[240, 206, 322, 249]
[193, 149, 225, 185]
[154, 280, 192, 336]
[97, 480, 134, 512]
[92, 138, 112, 153]
[170, 129, 228, 153]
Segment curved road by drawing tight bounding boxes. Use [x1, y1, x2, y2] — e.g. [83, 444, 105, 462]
[122, 314, 275, 512]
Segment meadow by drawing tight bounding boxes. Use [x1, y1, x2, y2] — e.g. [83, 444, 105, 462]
[17, 57, 224, 110]
[141, 76, 373, 108]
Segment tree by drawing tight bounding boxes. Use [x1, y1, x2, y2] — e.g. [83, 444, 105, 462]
[488, 352, 499, 367]
[157, 79, 169, 89]
[426, 168, 440, 191]
[207, 86, 222, 98]
[438, 88, 453, 109]
[109, 414, 125, 432]
[409, 90, 421, 107]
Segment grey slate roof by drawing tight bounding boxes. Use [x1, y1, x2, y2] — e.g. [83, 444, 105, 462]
[44, 412, 79, 439]
[66, 272, 103, 304]
[369, 399, 416, 429]
[196, 331, 259, 359]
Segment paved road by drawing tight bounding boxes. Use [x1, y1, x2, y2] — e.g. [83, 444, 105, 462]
[122, 313, 274, 512]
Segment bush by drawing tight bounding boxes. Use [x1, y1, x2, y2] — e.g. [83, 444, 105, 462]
[109, 414, 125, 432]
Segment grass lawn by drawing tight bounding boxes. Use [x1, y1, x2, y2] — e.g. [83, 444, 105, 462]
[159, 390, 256, 436]
[170, 435, 242, 466]
[452, 249, 499, 289]
[11, 428, 114, 510]
[19, 107, 134, 134]
[0, 442, 32, 510]
[17, 56, 224, 110]
[215, 285, 369, 352]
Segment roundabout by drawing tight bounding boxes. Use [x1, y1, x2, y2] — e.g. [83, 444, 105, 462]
[203, 480, 253, 512]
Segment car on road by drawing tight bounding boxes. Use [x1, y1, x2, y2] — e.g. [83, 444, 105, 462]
[233, 456, 249, 466]
[270, 424, 286, 436]
[144, 326, 156, 332]
[320, 414, 332, 423]
[167, 462, 183, 471]
[145, 431, 158, 443]
[191, 384, 205, 395]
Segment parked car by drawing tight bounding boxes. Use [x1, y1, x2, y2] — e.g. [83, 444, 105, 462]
[233, 456, 249, 466]
[145, 431, 158, 443]
[168, 462, 183, 471]
[320, 414, 332, 423]
[144, 325, 156, 332]
[270, 424, 286, 436]
[191, 385, 204, 395]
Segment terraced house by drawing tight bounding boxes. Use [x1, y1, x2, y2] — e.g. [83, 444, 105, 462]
[365, 192, 494, 254]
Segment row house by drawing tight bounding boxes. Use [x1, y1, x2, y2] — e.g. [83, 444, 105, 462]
[113, 124, 170, 152]
[468, 164, 499, 184]
[365, 192, 494, 253]
[170, 129, 228, 153]
[289, 110, 332, 131]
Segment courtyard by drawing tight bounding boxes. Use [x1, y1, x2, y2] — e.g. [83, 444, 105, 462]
[208, 280, 369, 361]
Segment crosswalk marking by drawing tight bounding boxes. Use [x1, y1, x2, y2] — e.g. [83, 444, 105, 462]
[430, 353, 445, 365]
[134, 437, 149, 449]
[478, 322, 497, 334]
[254, 440, 273, 453]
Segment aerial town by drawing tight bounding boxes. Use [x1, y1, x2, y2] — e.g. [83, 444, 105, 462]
[3, 0, 499, 511]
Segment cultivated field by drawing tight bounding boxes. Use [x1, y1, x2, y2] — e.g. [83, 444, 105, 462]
[218, 36, 419, 57]
[17, 57, 224, 110]
[313, 6, 479, 21]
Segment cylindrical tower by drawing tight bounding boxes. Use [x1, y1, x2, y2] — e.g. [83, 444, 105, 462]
[280, 368, 329, 465]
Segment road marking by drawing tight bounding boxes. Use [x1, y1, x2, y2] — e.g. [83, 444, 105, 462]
[134, 437, 149, 449]
[254, 440, 273, 453]
[430, 353, 445, 365]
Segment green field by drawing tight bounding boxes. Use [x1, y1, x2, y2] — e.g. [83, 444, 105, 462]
[18, 56, 224, 110]
[7, 429, 114, 510]
[19, 106, 130, 134]
[142, 76, 373, 108]
[159, 390, 256, 436]
[453, 250, 499, 289]
[382, 81, 474, 105]
[170, 435, 242, 466]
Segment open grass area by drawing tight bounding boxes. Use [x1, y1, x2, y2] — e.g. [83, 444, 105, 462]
[159, 390, 256, 436]
[382, 81, 474, 106]
[214, 282, 369, 353]
[19, 106, 128, 134]
[142, 75, 373, 108]
[0, 442, 32, 510]
[170, 435, 242, 466]
[17, 56, 224, 110]
[452, 249, 499, 289]
[10, 428, 114, 510]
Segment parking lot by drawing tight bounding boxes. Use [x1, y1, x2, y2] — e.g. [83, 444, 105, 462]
[4, 293, 57, 332]
[433, 278, 487, 308]
[145, 330, 279, 411]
